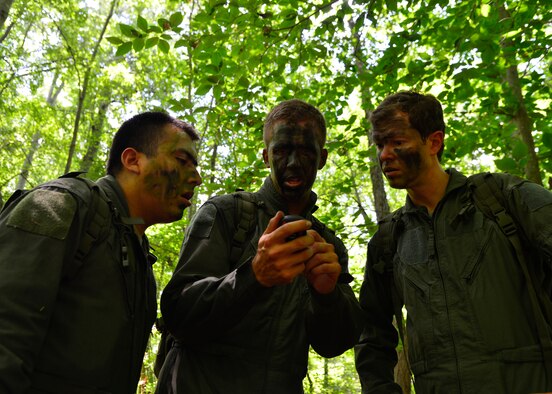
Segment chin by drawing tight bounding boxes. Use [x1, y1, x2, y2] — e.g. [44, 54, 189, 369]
[387, 178, 407, 189]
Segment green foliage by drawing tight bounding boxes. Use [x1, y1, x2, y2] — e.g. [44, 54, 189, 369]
[0, 0, 550, 392]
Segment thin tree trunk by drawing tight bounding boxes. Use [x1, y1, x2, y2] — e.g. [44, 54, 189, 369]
[497, 3, 542, 185]
[16, 130, 40, 190]
[0, 0, 13, 32]
[16, 68, 63, 189]
[323, 357, 329, 390]
[80, 95, 110, 173]
[64, 0, 117, 173]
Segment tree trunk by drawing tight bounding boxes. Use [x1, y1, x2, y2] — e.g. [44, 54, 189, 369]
[64, 0, 117, 173]
[16, 69, 62, 189]
[0, 0, 13, 32]
[80, 94, 111, 173]
[497, 3, 542, 185]
[16, 130, 41, 190]
[323, 357, 329, 390]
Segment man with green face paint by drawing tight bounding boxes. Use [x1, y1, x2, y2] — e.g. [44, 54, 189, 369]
[0, 111, 202, 394]
[355, 91, 552, 393]
[156, 99, 363, 393]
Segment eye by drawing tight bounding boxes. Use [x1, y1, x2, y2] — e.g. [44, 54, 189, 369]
[272, 147, 287, 155]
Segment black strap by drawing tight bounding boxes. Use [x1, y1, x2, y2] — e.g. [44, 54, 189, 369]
[72, 179, 111, 268]
[374, 211, 410, 372]
[229, 191, 258, 266]
[469, 173, 552, 382]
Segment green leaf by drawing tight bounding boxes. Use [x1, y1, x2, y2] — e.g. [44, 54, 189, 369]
[137, 15, 149, 32]
[158, 39, 170, 53]
[195, 84, 212, 95]
[179, 98, 193, 109]
[174, 39, 187, 49]
[170, 12, 184, 27]
[206, 75, 221, 84]
[543, 132, 552, 149]
[494, 157, 518, 172]
[115, 41, 133, 56]
[512, 139, 528, 159]
[158, 18, 171, 30]
[106, 36, 123, 45]
[119, 23, 138, 38]
[145, 37, 159, 48]
[237, 76, 250, 87]
[133, 37, 145, 52]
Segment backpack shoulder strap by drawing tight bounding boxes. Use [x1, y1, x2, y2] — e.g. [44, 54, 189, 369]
[155, 190, 261, 378]
[468, 173, 518, 236]
[229, 191, 258, 266]
[372, 208, 403, 275]
[468, 172, 552, 379]
[372, 208, 408, 363]
[58, 174, 112, 268]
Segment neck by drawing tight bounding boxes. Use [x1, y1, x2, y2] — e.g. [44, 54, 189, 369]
[116, 172, 148, 237]
[406, 165, 449, 215]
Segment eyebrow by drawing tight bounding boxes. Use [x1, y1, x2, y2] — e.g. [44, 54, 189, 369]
[175, 148, 198, 166]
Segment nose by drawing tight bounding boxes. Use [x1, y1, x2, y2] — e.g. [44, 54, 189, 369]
[286, 150, 300, 168]
[378, 144, 394, 163]
[189, 167, 202, 186]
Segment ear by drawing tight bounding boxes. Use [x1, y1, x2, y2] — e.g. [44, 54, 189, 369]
[318, 148, 328, 170]
[262, 148, 270, 168]
[120, 147, 142, 174]
[427, 131, 444, 156]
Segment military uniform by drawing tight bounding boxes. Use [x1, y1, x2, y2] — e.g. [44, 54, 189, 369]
[355, 169, 552, 393]
[0, 175, 157, 394]
[156, 176, 363, 393]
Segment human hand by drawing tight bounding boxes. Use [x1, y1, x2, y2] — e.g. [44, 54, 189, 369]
[252, 211, 314, 287]
[304, 231, 341, 294]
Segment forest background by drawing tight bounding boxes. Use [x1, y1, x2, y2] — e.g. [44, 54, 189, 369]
[0, 0, 550, 392]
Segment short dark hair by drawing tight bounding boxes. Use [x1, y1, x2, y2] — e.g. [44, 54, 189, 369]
[371, 91, 446, 159]
[263, 99, 327, 147]
[107, 111, 199, 175]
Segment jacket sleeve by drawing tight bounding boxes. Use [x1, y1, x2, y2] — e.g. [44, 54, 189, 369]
[354, 237, 403, 394]
[161, 200, 270, 342]
[306, 234, 364, 358]
[0, 188, 79, 394]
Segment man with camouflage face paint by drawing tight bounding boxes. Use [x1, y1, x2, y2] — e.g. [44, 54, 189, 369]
[0, 111, 201, 393]
[355, 91, 552, 393]
[156, 99, 363, 393]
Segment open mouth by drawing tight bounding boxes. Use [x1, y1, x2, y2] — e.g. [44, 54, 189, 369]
[284, 176, 303, 188]
[180, 192, 194, 206]
[382, 166, 400, 177]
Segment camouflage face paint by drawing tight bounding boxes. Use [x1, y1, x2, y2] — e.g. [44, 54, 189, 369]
[266, 121, 323, 203]
[139, 125, 201, 224]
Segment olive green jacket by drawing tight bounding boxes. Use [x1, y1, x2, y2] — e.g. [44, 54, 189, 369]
[0, 175, 157, 394]
[157, 177, 363, 394]
[355, 169, 552, 393]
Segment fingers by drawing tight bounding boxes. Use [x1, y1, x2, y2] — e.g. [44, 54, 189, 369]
[303, 234, 341, 294]
[263, 211, 285, 235]
[252, 212, 315, 287]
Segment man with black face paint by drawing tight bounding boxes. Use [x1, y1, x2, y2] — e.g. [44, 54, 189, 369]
[0, 111, 202, 393]
[354, 91, 552, 393]
[156, 99, 363, 393]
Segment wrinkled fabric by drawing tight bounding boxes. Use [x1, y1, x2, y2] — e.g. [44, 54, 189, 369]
[355, 169, 552, 394]
[157, 177, 363, 394]
[0, 175, 157, 394]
